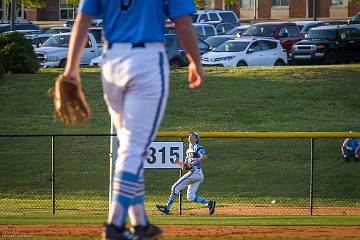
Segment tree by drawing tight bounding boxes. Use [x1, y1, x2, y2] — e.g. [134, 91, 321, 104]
[63, 0, 241, 8]
[4, 0, 46, 8]
[66, 0, 79, 7]
[194, 0, 239, 9]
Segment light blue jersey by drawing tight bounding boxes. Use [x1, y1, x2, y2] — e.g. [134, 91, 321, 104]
[342, 138, 360, 159]
[345, 138, 360, 151]
[78, 0, 196, 44]
[185, 143, 206, 169]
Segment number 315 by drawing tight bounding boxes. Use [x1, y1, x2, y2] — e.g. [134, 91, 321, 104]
[147, 147, 180, 164]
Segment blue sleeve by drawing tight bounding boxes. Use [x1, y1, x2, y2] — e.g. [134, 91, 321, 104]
[78, 0, 101, 18]
[197, 146, 206, 156]
[167, 0, 196, 20]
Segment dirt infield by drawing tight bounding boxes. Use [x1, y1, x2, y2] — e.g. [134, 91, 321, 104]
[147, 205, 360, 215]
[1, 224, 360, 238]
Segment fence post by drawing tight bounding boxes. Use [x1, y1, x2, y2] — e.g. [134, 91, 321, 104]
[179, 138, 184, 215]
[51, 135, 56, 215]
[309, 138, 315, 215]
[179, 168, 183, 215]
[109, 122, 118, 213]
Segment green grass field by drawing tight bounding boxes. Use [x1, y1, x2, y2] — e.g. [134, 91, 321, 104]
[1, 214, 360, 225]
[0, 65, 360, 239]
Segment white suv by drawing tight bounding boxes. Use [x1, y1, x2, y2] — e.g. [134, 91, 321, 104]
[192, 10, 240, 27]
[201, 38, 288, 67]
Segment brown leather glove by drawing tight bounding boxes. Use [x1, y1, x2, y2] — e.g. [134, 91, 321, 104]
[182, 162, 193, 171]
[49, 74, 91, 126]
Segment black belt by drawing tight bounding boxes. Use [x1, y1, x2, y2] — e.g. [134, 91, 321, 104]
[107, 42, 145, 49]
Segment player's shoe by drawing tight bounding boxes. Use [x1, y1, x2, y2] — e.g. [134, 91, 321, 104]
[102, 224, 140, 240]
[155, 205, 169, 215]
[131, 224, 162, 240]
[208, 200, 216, 215]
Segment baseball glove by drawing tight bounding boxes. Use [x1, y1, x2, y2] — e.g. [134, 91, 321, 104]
[48, 74, 91, 126]
[182, 162, 193, 171]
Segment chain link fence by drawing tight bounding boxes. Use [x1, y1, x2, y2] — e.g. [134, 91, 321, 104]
[0, 134, 359, 216]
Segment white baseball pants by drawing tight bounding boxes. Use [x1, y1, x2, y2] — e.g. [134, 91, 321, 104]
[172, 168, 204, 201]
[101, 42, 169, 175]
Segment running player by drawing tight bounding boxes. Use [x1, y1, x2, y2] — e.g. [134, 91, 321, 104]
[156, 132, 216, 215]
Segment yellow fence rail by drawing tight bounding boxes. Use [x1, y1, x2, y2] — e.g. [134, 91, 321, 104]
[157, 131, 360, 138]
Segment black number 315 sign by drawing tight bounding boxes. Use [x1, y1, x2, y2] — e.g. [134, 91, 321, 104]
[145, 142, 183, 169]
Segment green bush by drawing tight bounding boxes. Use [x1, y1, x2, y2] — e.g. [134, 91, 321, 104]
[0, 57, 5, 76]
[0, 32, 40, 74]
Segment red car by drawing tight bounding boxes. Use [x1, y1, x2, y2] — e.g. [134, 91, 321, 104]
[242, 22, 303, 52]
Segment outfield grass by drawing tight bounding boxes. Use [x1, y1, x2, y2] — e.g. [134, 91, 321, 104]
[0, 65, 360, 216]
[1, 214, 360, 225]
[1, 65, 359, 133]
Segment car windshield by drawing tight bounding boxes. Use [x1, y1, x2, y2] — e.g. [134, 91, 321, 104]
[243, 25, 276, 37]
[351, 13, 360, 22]
[214, 41, 249, 52]
[301, 23, 324, 34]
[226, 27, 247, 35]
[225, 28, 237, 35]
[219, 12, 237, 22]
[42, 35, 70, 47]
[205, 37, 231, 48]
[306, 29, 337, 40]
[47, 28, 70, 34]
[192, 14, 198, 23]
[297, 25, 304, 31]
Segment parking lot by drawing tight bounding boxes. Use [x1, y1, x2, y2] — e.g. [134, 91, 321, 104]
[1, 9, 360, 69]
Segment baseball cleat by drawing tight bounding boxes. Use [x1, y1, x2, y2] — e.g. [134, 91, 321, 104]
[155, 205, 169, 215]
[208, 200, 216, 215]
[102, 224, 140, 240]
[131, 224, 162, 240]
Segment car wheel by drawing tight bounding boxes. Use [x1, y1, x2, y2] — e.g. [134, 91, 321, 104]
[236, 61, 247, 67]
[274, 59, 285, 66]
[59, 59, 67, 68]
[170, 59, 183, 68]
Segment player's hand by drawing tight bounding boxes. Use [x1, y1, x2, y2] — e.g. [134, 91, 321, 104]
[188, 62, 204, 89]
[63, 67, 81, 83]
[174, 157, 180, 164]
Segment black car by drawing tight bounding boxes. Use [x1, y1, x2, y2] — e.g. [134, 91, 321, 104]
[204, 35, 234, 50]
[349, 12, 360, 24]
[291, 25, 360, 64]
[165, 34, 211, 68]
[0, 23, 44, 34]
[63, 20, 75, 27]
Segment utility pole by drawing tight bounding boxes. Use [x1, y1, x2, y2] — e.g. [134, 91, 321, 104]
[313, 0, 317, 21]
[254, 0, 257, 20]
[10, 0, 16, 31]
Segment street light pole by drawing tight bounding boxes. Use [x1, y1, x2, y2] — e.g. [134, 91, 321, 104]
[10, 0, 16, 31]
[313, 0, 317, 21]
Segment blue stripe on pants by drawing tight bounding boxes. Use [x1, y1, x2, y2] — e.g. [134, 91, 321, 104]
[139, 52, 166, 174]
